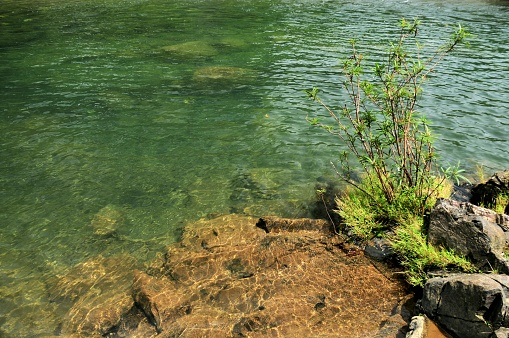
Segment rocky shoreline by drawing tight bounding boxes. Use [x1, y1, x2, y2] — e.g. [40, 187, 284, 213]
[46, 170, 509, 337]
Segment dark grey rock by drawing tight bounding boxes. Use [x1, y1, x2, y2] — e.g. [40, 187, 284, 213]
[364, 237, 395, 261]
[421, 274, 509, 338]
[427, 199, 509, 273]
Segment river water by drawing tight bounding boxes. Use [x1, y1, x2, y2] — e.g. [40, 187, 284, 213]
[1, 0, 508, 335]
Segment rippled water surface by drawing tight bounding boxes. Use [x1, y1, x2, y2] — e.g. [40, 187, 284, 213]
[1, 0, 508, 335]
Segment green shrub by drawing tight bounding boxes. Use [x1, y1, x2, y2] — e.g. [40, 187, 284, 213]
[307, 19, 474, 286]
[306, 18, 470, 215]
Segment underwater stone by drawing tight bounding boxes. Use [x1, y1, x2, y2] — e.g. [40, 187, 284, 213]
[161, 41, 218, 59]
[192, 66, 255, 85]
[90, 204, 124, 236]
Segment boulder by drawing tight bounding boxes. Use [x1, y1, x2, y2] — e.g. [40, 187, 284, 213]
[471, 170, 509, 213]
[427, 199, 509, 273]
[421, 274, 509, 338]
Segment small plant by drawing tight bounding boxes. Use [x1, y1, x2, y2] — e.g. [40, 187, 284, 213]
[337, 171, 452, 241]
[475, 164, 486, 183]
[492, 194, 509, 214]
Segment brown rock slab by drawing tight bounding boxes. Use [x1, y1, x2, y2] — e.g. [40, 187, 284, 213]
[57, 214, 409, 337]
[123, 214, 408, 337]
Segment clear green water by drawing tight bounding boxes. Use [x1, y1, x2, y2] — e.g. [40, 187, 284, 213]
[1, 0, 508, 335]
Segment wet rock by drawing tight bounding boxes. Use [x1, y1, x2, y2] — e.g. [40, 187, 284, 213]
[421, 273, 509, 338]
[427, 199, 509, 273]
[131, 270, 193, 334]
[374, 294, 416, 338]
[161, 40, 218, 59]
[255, 216, 330, 233]
[364, 237, 395, 262]
[471, 170, 509, 213]
[90, 204, 124, 236]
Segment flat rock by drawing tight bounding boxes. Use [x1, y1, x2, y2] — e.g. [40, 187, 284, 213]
[118, 214, 408, 337]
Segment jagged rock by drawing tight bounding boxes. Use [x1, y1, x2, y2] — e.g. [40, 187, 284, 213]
[471, 170, 509, 213]
[421, 274, 509, 338]
[90, 204, 124, 236]
[427, 199, 509, 273]
[83, 214, 409, 337]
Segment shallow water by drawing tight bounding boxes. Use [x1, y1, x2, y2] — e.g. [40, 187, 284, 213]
[1, 0, 508, 335]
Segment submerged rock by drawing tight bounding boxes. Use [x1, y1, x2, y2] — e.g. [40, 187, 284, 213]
[161, 40, 218, 59]
[90, 204, 124, 236]
[192, 66, 255, 86]
[48, 254, 138, 336]
[217, 37, 248, 49]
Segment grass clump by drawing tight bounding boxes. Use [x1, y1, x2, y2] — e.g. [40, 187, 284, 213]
[337, 179, 475, 286]
[391, 217, 476, 286]
[484, 193, 509, 215]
